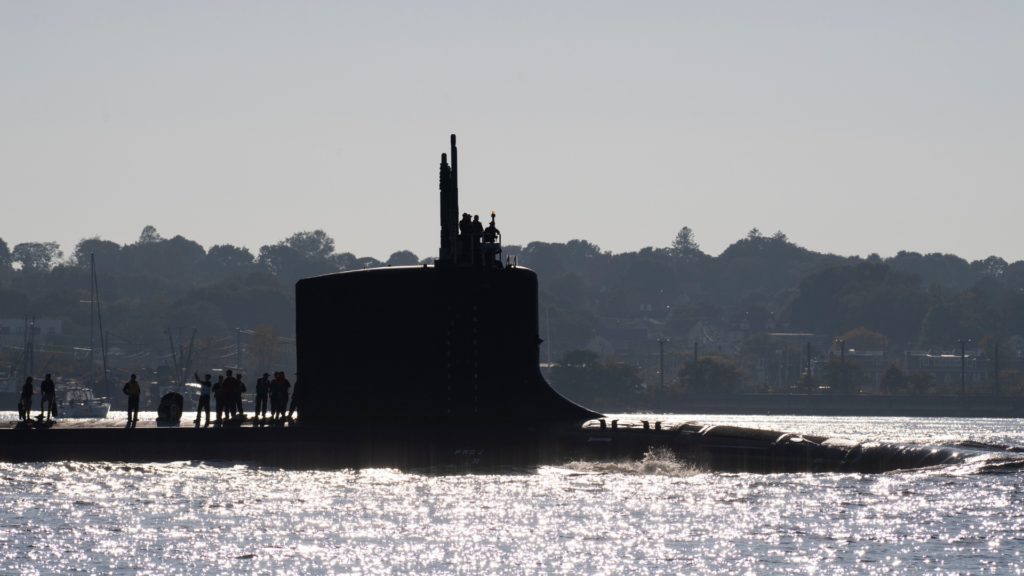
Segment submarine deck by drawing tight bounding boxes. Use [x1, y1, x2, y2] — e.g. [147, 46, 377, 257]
[0, 418, 292, 430]
[0, 417, 973, 474]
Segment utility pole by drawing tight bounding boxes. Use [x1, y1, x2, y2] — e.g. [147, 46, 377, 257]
[545, 308, 551, 376]
[646, 342, 651, 386]
[838, 340, 845, 394]
[959, 340, 966, 397]
[28, 316, 35, 378]
[659, 338, 666, 390]
[806, 342, 812, 394]
[995, 343, 1000, 396]
[89, 254, 95, 389]
[22, 315, 28, 382]
[693, 340, 699, 389]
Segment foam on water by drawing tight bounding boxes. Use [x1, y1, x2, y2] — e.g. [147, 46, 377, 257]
[559, 445, 699, 477]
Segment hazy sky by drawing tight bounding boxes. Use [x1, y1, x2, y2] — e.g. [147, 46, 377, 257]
[2, 1, 1022, 264]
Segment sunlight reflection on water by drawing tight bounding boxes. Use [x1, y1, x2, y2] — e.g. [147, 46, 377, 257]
[2, 415, 1023, 574]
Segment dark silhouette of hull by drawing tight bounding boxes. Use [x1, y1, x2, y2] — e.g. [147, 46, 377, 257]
[0, 419, 968, 474]
[296, 265, 598, 426]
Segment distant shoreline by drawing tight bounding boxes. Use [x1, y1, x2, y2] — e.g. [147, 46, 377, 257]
[622, 393, 1024, 418]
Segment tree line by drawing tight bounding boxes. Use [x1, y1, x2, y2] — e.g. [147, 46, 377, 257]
[2, 224, 1022, 367]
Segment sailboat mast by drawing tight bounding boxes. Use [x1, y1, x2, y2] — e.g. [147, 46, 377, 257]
[90, 253, 95, 391]
[92, 254, 110, 397]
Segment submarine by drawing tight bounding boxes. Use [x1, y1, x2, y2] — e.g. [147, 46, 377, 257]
[0, 135, 980, 473]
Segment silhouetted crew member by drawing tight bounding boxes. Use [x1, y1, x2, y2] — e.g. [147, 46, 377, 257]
[273, 373, 291, 420]
[193, 372, 212, 425]
[235, 373, 246, 418]
[482, 214, 501, 267]
[222, 370, 238, 418]
[212, 375, 225, 423]
[458, 213, 473, 259]
[287, 376, 299, 419]
[20, 377, 33, 422]
[268, 372, 279, 417]
[39, 374, 56, 421]
[255, 373, 271, 419]
[472, 215, 484, 261]
[123, 374, 141, 422]
[483, 219, 499, 243]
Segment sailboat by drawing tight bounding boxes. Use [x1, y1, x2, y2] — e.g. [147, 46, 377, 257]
[86, 252, 114, 413]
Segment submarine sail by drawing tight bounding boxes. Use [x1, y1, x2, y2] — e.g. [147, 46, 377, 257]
[295, 135, 600, 426]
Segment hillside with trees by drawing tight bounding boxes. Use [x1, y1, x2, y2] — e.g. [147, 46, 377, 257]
[2, 224, 1023, 393]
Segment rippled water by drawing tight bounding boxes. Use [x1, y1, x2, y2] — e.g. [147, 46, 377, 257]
[2, 415, 1023, 575]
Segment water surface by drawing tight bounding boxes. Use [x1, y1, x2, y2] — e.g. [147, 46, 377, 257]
[2, 415, 1022, 575]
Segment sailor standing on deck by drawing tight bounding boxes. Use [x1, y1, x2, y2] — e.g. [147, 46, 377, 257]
[222, 370, 238, 419]
[234, 373, 246, 418]
[287, 375, 299, 420]
[212, 375, 225, 423]
[255, 373, 271, 419]
[20, 377, 33, 422]
[193, 372, 212, 425]
[459, 213, 473, 259]
[123, 374, 141, 422]
[39, 374, 56, 421]
[472, 215, 484, 261]
[273, 372, 291, 421]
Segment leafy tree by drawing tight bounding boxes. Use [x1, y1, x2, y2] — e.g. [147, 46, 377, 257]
[709, 230, 842, 306]
[12, 242, 63, 273]
[385, 251, 420, 266]
[0, 238, 14, 281]
[885, 251, 974, 290]
[520, 242, 566, 282]
[549, 349, 643, 410]
[201, 244, 255, 282]
[665, 300, 723, 337]
[119, 234, 205, 291]
[351, 256, 383, 269]
[624, 259, 676, 296]
[670, 226, 704, 262]
[117, 274, 169, 301]
[282, 230, 335, 260]
[246, 323, 282, 374]
[138, 225, 163, 244]
[0, 288, 30, 317]
[547, 272, 586, 304]
[906, 372, 933, 394]
[991, 371, 1024, 396]
[819, 358, 868, 393]
[970, 256, 1007, 279]
[164, 300, 227, 336]
[257, 244, 305, 278]
[183, 272, 295, 332]
[561, 240, 603, 273]
[677, 356, 744, 393]
[73, 237, 121, 268]
[539, 302, 601, 351]
[879, 362, 907, 394]
[834, 327, 885, 350]
[190, 334, 232, 374]
[786, 263, 927, 345]
[918, 280, 1004, 347]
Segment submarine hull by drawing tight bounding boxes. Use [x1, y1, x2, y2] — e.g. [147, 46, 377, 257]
[0, 419, 966, 474]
